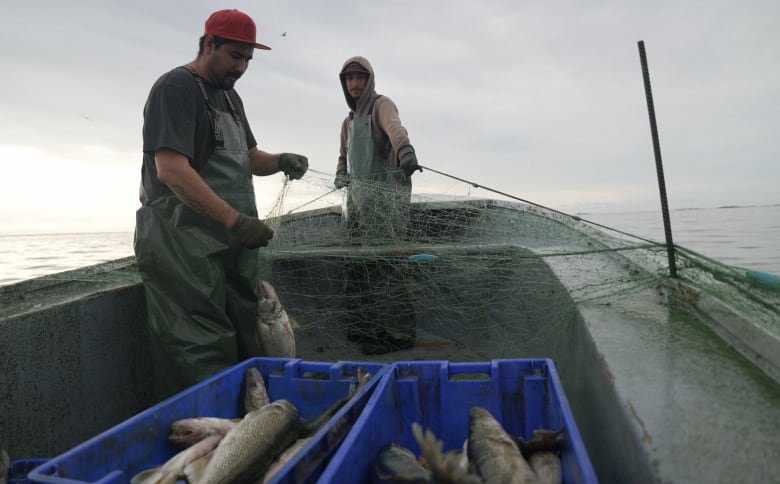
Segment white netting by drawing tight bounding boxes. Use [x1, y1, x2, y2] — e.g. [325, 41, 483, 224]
[256, 169, 676, 359]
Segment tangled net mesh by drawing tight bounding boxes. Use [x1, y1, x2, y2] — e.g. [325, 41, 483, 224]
[251, 168, 779, 364]
[5, 168, 776, 366]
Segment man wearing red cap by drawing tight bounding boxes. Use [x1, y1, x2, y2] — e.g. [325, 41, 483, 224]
[334, 56, 422, 354]
[135, 9, 309, 398]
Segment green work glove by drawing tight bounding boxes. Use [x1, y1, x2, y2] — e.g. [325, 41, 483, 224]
[334, 170, 350, 189]
[279, 153, 309, 180]
[400, 152, 422, 178]
[230, 213, 274, 248]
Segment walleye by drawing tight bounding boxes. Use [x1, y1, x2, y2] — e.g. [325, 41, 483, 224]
[373, 442, 433, 483]
[259, 367, 373, 482]
[412, 423, 480, 484]
[528, 452, 562, 484]
[468, 406, 539, 484]
[256, 280, 297, 358]
[187, 399, 300, 484]
[133, 367, 371, 484]
[1, 449, 9, 484]
[261, 436, 312, 483]
[243, 367, 270, 414]
[130, 434, 222, 484]
[516, 428, 563, 458]
[168, 417, 240, 449]
[299, 366, 372, 437]
[517, 428, 563, 484]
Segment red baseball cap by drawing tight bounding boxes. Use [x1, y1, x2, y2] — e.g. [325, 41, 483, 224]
[204, 9, 271, 50]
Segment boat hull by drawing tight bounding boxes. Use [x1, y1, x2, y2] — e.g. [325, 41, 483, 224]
[1, 200, 778, 483]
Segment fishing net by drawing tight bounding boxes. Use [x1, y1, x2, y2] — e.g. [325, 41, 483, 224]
[3, 167, 778, 478]
[255, 169, 678, 362]
[3, 167, 777, 371]
[255, 168, 779, 368]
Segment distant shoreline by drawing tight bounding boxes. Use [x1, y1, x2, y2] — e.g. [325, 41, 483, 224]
[575, 203, 780, 217]
[2, 204, 779, 237]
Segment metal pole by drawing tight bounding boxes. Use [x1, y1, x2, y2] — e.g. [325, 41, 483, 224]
[638, 40, 678, 278]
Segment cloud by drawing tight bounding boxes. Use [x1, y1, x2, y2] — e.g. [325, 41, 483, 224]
[1, 0, 778, 234]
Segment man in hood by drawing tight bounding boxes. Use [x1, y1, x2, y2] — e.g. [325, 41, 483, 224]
[334, 56, 420, 354]
[334, 56, 421, 235]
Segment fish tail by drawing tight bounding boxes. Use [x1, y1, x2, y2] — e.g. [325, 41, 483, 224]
[412, 423, 444, 470]
[183, 451, 213, 483]
[129, 466, 165, 484]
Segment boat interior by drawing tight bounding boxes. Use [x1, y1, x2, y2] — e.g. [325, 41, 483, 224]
[1, 199, 778, 482]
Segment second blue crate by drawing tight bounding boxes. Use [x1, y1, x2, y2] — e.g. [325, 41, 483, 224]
[319, 359, 598, 483]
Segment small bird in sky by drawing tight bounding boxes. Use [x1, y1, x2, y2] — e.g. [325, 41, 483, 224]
[79, 113, 92, 121]
[281, 32, 287, 37]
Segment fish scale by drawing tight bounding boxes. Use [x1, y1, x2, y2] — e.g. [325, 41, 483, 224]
[192, 399, 299, 484]
[468, 406, 540, 484]
[256, 280, 297, 358]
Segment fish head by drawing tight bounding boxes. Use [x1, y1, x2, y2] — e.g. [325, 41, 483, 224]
[169, 417, 239, 449]
[258, 297, 277, 313]
[257, 280, 280, 302]
[272, 399, 298, 415]
[257, 280, 281, 313]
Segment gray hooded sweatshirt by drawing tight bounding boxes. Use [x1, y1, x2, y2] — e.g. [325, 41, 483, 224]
[336, 56, 415, 175]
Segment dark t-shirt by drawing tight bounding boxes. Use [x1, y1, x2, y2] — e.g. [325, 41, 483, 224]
[139, 66, 257, 203]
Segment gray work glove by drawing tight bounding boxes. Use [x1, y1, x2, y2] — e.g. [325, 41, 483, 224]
[230, 213, 274, 248]
[400, 152, 422, 178]
[279, 153, 309, 180]
[334, 170, 350, 189]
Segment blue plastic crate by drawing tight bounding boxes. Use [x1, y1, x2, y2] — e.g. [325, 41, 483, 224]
[28, 357, 388, 484]
[320, 359, 598, 483]
[7, 459, 49, 484]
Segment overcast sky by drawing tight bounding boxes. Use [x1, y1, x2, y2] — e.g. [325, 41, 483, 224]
[1, 0, 778, 235]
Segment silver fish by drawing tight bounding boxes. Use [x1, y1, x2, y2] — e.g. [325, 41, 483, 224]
[259, 368, 371, 481]
[243, 367, 270, 414]
[528, 452, 562, 484]
[137, 368, 369, 483]
[259, 368, 373, 482]
[468, 406, 539, 484]
[516, 428, 563, 458]
[372, 443, 432, 484]
[1, 449, 9, 484]
[256, 280, 297, 358]
[188, 399, 300, 484]
[168, 417, 240, 450]
[130, 434, 222, 484]
[261, 436, 312, 483]
[412, 423, 481, 484]
[299, 367, 371, 437]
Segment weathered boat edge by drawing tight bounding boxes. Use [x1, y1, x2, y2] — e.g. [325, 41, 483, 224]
[1, 200, 779, 483]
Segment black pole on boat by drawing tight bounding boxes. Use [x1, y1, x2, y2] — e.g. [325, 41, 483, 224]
[638, 40, 678, 278]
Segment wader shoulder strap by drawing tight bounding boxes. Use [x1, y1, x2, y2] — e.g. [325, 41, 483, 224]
[184, 67, 242, 127]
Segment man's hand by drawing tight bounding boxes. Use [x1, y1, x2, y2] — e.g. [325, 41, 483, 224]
[279, 153, 309, 180]
[230, 213, 274, 248]
[400, 152, 422, 178]
[334, 170, 350, 189]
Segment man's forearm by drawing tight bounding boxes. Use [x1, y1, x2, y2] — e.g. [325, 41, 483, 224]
[155, 150, 238, 228]
[248, 147, 281, 176]
[166, 179, 238, 227]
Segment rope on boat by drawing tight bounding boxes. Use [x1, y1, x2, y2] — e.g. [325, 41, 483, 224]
[418, 164, 661, 246]
[286, 188, 338, 215]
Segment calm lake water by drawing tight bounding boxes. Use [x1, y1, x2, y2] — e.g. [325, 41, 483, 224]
[1, 205, 778, 287]
[581, 204, 780, 277]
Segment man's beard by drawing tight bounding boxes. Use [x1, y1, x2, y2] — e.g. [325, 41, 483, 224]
[218, 73, 241, 90]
